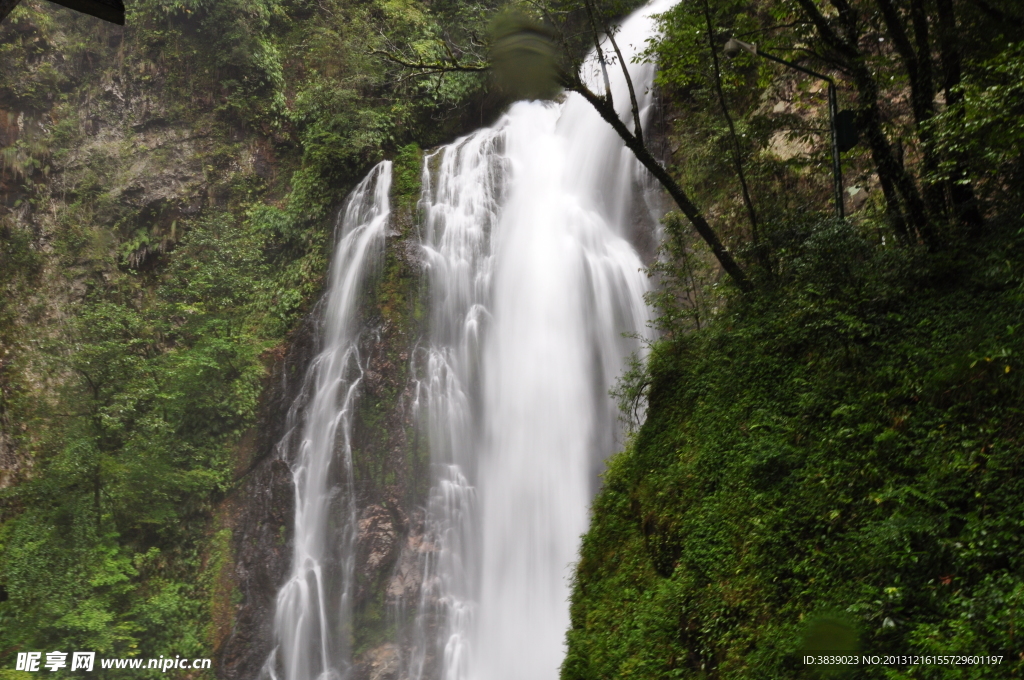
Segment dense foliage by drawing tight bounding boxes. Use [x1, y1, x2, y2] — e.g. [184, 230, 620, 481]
[564, 0, 1024, 676]
[2, 0, 1023, 675]
[0, 0, 487, 672]
[566, 220, 1024, 678]
[642, 0, 1024, 267]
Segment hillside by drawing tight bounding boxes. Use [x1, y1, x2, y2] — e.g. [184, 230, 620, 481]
[565, 220, 1024, 678]
[563, 0, 1024, 676]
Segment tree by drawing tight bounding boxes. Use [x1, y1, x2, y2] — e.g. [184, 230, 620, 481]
[781, 0, 1007, 242]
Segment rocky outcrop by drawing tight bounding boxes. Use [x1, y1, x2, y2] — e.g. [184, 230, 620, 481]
[346, 150, 432, 678]
[216, 310, 319, 680]
[385, 516, 426, 608]
[357, 643, 402, 680]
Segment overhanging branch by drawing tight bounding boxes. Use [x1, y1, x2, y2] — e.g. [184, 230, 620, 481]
[567, 79, 752, 292]
[372, 36, 752, 293]
[372, 50, 489, 73]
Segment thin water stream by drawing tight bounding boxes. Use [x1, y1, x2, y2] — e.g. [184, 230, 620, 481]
[268, 163, 392, 680]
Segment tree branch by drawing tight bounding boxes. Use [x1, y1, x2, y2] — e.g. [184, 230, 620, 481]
[372, 49, 489, 73]
[701, 0, 761, 263]
[583, 0, 614, 103]
[605, 26, 644, 142]
[373, 26, 752, 292]
[793, 0, 859, 59]
[568, 79, 752, 292]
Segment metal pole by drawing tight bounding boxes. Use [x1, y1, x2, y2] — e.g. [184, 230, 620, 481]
[724, 40, 845, 218]
[828, 83, 845, 219]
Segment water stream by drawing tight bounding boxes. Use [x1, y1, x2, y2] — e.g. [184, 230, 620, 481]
[269, 162, 392, 680]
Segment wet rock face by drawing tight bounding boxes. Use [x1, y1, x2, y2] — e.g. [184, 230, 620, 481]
[357, 643, 402, 680]
[347, 186, 432, 677]
[217, 313, 319, 680]
[218, 456, 293, 680]
[219, 179, 433, 680]
[386, 517, 426, 607]
[357, 505, 400, 591]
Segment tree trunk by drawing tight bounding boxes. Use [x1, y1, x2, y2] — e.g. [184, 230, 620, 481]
[876, 0, 946, 216]
[797, 0, 934, 244]
[701, 0, 765, 273]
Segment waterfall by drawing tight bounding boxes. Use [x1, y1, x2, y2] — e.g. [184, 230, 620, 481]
[265, 1, 672, 678]
[267, 161, 392, 680]
[410, 1, 672, 678]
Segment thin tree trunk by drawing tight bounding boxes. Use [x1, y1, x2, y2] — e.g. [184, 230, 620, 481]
[852, 61, 934, 243]
[909, 0, 947, 214]
[877, 0, 945, 216]
[572, 84, 753, 292]
[878, 168, 911, 242]
[570, 4, 752, 291]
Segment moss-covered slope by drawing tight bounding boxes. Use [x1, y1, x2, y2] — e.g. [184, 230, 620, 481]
[564, 223, 1024, 679]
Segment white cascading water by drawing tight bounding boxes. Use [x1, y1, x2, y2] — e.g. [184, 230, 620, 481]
[410, 1, 673, 678]
[267, 1, 673, 678]
[267, 162, 392, 680]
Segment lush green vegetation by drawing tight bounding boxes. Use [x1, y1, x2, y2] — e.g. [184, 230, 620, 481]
[0, 0, 488, 672]
[566, 220, 1024, 678]
[564, 0, 1024, 676]
[3, 0, 1024, 674]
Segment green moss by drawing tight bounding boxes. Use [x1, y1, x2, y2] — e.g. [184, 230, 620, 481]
[203, 528, 234, 678]
[392, 143, 424, 213]
[353, 580, 399, 658]
[565, 222, 1024, 679]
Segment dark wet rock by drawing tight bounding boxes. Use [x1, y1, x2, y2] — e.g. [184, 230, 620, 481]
[217, 312, 319, 680]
